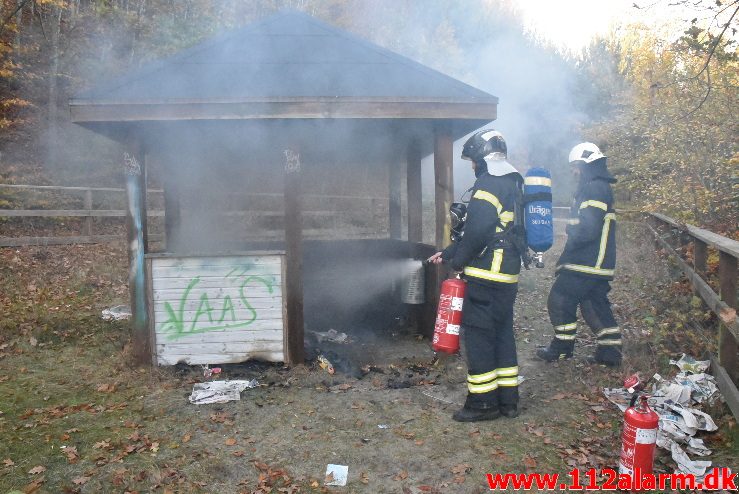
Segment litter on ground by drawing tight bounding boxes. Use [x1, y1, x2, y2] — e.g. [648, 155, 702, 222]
[188, 379, 259, 404]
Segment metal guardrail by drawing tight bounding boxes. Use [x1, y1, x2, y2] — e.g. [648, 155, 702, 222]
[646, 212, 739, 419]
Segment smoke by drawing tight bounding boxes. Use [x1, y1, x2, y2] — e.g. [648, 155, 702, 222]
[336, 0, 584, 203]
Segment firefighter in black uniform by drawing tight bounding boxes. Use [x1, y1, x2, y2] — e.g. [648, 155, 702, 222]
[429, 130, 523, 421]
[537, 142, 622, 367]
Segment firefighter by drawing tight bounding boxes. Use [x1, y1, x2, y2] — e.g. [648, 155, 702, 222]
[537, 142, 622, 367]
[429, 129, 523, 421]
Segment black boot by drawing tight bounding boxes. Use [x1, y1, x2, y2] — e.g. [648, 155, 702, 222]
[499, 404, 519, 418]
[589, 346, 622, 367]
[452, 406, 501, 422]
[536, 340, 574, 362]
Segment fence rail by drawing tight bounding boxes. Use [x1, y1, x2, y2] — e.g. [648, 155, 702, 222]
[647, 212, 739, 418]
[0, 183, 389, 247]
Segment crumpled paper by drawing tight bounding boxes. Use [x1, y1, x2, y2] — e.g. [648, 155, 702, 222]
[669, 354, 710, 374]
[188, 379, 259, 404]
[311, 329, 350, 344]
[603, 355, 723, 481]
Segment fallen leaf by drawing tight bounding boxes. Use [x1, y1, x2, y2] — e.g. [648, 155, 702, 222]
[232, 450, 245, 457]
[29, 337, 37, 347]
[3, 458, 15, 466]
[93, 440, 110, 449]
[182, 433, 191, 443]
[414, 439, 425, 446]
[523, 455, 537, 469]
[96, 383, 116, 393]
[23, 477, 44, 493]
[72, 476, 90, 485]
[451, 463, 471, 475]
[591, 405, 606, 412]
[225, 438, 237, 446]
[324, 471, 335, 483]
[28, 465, 46, 475]
[551, 393, 567, 400]
[62, 446, 80, 463]
[393, 470, 409, 481]
[360, 471, 369, 484]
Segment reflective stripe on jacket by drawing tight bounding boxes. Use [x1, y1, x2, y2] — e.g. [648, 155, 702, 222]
[442, 172, 522, 285]
[556, 178, 617, 280]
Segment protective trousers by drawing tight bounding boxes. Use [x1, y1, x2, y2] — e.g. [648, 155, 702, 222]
[461, 281, 519, 410]
[547, 271, 620, 349]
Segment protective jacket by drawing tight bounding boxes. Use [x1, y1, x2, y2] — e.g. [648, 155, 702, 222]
[557, 159, 617, 280]
[442, 160, 523, 285]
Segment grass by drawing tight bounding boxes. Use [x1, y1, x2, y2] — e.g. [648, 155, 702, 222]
[1, 233, 738, 493]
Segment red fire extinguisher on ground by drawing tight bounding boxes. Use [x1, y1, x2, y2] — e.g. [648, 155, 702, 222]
[432, 274, 465, 354]
[619, 394, 659, 486]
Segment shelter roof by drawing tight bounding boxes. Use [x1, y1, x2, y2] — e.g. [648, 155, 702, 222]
[70, 11, 497, 124]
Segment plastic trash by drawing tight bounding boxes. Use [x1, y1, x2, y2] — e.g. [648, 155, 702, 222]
[188, 379, 259, 404]
[324, 464, 348, 486]
[317, 355, 335, 375]
[101, 305, 131, 321]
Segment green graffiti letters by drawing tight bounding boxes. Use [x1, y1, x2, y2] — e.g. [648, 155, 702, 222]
[160, 266, 274, 340]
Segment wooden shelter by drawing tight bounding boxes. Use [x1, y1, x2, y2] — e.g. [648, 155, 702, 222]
[69, 11, 498, 366]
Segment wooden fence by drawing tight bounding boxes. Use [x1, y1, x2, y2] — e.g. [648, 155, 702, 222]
[647, 213, 739, 418]
[0, 183, 387, 247]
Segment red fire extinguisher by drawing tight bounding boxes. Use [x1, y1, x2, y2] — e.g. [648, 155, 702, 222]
[432, 274, 465, 354]
[619, 394, 659, 487]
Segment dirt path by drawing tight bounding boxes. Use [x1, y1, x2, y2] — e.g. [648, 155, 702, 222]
[0, 228, 736, 493]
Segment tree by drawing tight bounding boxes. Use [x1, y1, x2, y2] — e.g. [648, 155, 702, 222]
[581, 23, 737, 231]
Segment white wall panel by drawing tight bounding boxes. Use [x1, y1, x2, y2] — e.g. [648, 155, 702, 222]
[150, 254, 285, 365]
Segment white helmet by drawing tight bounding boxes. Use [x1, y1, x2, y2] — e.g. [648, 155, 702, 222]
[569, 142, 605, 164]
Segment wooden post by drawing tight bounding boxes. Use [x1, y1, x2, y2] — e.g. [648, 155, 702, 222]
[389, 161, 402, 239]
[283, 149, 304, 365]
[694, 239, 707, 276]
[433, 122, 453, 249]
[429, 124, 453, 337]
[719, 252, 738, 381]
[123, 143, 150, 364]
[407, 140, 422, 244]
[83, 188, 92, 237]
[163, 169, 181, 252]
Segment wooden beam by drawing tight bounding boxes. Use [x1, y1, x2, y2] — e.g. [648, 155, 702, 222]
[710, 356, 739, 420]
[0, 209, 155, 217]
[283, 149, 305, 365]
[719, 252, 738, 381]
[82, 189, 93, 236]
[694, 238, 708, 275]
[407, 140, 422, 244]
[389, 161, 402, 239]
[69, 99, 499, 123]
[163, 162, 181, 252]
[123, 140, 151, 365]
[647, 224, 738, 338]
[433, 122, 453, 249]
[651, 212, 739, 258]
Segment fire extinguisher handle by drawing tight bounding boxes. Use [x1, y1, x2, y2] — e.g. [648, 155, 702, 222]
[629, 393, 640, 408]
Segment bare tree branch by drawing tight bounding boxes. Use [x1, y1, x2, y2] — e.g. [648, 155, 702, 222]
[0, 0, 34, 37]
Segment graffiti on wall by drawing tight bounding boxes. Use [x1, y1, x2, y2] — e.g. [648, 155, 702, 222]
[160, 265, 275, 340]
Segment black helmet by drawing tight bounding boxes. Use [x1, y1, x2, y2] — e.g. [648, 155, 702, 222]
[461, 129, 507, 162]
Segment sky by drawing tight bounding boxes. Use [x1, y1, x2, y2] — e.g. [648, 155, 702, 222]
[513, 0, 698, 51]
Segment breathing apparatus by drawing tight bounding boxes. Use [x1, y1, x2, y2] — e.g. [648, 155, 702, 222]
[449, 188, 473, 243]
